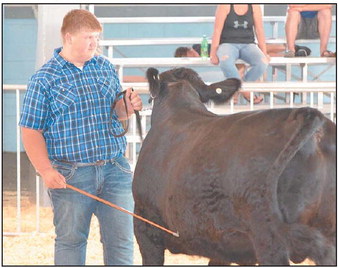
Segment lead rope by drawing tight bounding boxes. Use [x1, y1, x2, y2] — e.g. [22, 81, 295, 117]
[110, 88, 143, 141]
[66, 184, 179, 237]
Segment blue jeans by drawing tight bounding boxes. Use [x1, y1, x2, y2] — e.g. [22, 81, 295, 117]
[48, 156, 134, 265]
[217, 43, 268, 82]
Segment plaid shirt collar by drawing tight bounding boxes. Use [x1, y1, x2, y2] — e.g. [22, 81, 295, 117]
[53, 47, 98, 69]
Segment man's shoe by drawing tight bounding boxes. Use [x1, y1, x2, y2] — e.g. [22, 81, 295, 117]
[284, 50, 295, 57]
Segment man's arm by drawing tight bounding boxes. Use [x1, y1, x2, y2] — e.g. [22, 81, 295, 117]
[21, 127, 66, 188]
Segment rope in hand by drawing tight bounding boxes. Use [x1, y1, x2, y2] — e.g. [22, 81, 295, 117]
[109, 88, 143, 142]
[66, 184, 179, 237]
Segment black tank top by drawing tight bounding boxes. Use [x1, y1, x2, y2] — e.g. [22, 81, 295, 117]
[220, 5, 255, 44]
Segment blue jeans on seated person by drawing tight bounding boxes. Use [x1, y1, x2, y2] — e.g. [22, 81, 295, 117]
[48, 156, 134, 265]
[217, 43, 268, 82]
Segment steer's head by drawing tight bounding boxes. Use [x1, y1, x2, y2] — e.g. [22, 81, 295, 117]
[146, 67, 241, 104]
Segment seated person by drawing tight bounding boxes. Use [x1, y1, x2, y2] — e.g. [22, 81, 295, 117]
[210, 4, 269, 105]
[174, 46, 200, 57]
[285, 4, 335, 57]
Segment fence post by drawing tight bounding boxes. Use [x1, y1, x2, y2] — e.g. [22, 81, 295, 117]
[16, 89, 21, 233]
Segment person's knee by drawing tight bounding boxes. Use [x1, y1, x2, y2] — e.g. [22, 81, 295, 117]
[219, 54, 235, 69]
[253, 57, 268, 73]
[219, 54, 230, 62]
[57, 231, 88, 247]
[260, 56, 269, 66]
[317, 8, 332, 21]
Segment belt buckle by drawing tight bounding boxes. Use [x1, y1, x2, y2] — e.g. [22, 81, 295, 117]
[96, 160, 106, 166]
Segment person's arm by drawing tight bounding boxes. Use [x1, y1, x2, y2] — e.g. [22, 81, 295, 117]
[252, 5, 269, 59]
[115, 88, 143, 120]
[210, 5, 230, 65]
[21, 127, 66, 188]
[288, 4, 332, 12]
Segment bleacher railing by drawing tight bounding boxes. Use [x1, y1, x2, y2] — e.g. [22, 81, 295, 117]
[95, 15, 336, 57]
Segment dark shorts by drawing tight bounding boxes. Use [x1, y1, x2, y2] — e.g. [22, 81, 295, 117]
[296, 15, 319, 40]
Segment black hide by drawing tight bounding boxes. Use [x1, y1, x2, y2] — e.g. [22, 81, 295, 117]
[133, 67, 336, 265]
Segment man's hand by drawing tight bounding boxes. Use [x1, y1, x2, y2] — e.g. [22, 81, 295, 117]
[125, 88, 143, 111]
[38, 167, 66, 189]
[116, 88, 143, 120]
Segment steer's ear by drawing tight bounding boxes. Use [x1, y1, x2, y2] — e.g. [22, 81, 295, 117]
[147, 68, 161, 101]
[207, 78, 241, 104]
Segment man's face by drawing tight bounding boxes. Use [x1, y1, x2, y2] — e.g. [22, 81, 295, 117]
[66, 29, 101, 63]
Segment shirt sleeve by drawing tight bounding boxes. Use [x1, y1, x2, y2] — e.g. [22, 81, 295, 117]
[19, 76, 49, 130]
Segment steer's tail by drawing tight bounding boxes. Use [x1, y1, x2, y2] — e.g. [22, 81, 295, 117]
[248, 107, 334, 265]
[266, 107, 324, 202]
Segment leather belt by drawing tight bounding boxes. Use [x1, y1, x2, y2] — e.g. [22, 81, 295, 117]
[58, 159, 113, 167]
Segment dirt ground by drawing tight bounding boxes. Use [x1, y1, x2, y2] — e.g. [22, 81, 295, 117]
[3, 192, 210, 265]
[3, 192, 316, 266]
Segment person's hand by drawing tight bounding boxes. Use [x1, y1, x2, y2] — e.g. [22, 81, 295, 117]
[39, 167, 66, 189]
[265, 54, 271, 62]
[210, 54, 219, 65]
[125, 88, 143, 112]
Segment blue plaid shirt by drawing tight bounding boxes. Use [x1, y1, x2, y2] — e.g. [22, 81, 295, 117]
[19, 47, 127, 163]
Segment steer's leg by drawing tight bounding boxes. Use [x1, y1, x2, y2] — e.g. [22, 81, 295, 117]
[134, 208, 165, 265]
[134, 221, 165, 265]
[248, 207, 290, 265]
[249, 227, 289, 265]
[287, 223, 336, 265]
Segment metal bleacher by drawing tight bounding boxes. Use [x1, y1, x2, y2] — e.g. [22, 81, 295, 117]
[89, 5, 337, 169]
[92, 8, 336, 117]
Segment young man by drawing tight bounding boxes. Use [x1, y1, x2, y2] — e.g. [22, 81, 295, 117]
[19, 9, 142, 265]
[285, 4, 335, 57]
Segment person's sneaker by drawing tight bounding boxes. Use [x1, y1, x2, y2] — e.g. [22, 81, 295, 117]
[284, 50, 295, 57]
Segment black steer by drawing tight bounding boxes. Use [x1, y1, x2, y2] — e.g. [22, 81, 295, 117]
[132, 67, 336, 265]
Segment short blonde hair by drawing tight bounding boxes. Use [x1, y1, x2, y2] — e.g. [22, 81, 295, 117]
[61, 9, 102, 36]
